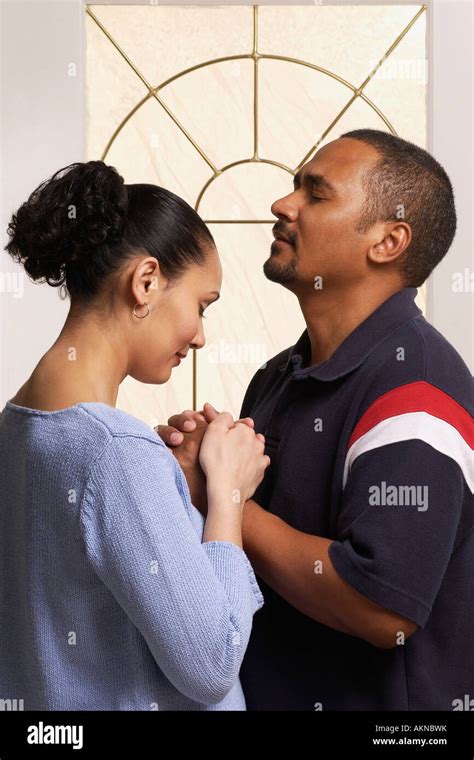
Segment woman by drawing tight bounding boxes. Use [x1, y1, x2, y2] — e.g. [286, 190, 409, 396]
[0, 161, 270, 710]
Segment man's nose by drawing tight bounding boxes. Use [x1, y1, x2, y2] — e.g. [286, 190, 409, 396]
[271, 191, 298, 221]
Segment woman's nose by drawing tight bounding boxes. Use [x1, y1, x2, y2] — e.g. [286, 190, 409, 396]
[190, 324, 206, 351]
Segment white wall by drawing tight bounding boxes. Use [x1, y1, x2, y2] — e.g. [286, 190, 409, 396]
[428, 0, 473, 370]
[0, 0, 85, 403]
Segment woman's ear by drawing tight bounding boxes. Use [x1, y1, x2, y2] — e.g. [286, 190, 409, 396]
[130, 255, 162, 305]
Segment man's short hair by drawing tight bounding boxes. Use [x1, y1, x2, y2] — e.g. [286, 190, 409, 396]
[340, 128, 457, 287]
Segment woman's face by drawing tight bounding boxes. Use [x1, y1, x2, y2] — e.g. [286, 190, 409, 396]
[128, 244, 222, 384]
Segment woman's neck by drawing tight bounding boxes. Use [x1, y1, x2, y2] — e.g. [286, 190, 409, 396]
[12, 311, 128, 411]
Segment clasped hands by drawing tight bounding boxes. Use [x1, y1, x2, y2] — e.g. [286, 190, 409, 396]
[156, 403, 266, 515]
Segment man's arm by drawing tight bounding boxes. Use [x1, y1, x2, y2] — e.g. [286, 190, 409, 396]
[242, 499, 418, 649]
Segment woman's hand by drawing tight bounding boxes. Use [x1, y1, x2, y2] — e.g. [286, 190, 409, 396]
[156, 404, 265, 515]
[199, 411, 270, 509]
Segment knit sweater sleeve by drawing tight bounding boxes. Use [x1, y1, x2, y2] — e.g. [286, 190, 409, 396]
[79, 434, 263, 706]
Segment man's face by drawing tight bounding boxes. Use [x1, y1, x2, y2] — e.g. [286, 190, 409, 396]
[264, 137, 381, 293]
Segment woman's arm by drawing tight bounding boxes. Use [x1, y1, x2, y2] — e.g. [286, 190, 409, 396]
[79, 434, 263, 705]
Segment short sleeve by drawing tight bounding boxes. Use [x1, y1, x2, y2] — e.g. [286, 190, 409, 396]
[79, 434, 263, 705]
[329, 439, 466, 626]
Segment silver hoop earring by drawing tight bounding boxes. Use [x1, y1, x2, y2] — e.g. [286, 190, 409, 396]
[133, 302, 150, 319]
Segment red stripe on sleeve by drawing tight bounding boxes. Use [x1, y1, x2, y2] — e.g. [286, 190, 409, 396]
[348, 381, 474, 449]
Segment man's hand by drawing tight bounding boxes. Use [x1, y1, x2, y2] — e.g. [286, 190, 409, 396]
[157, 402, 257, 448]
[155, 404, 215, 514]
[156, 402, 218, 450]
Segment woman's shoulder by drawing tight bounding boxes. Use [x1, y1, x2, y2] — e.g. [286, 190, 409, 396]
[78, 404, 177, 488]
[77, 402, 164, 447]
[80, 406, 190, 518]
[1, 399, 168, 474]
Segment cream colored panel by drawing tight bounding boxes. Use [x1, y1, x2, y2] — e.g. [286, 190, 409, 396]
[364, 15, 427, 148]
[319, 94, 396, 144]
[199, 162, 292, 220]
[196, 224, 306, 417]
[104, 96, 212, 208]
[87, 4, 427, 423]
[414, 288, 426, 315]
[117, 361, 193, 431]
[86, 14, 148, 160]
[258, 5, 423, 86]
[88, 5, 253, 86]
[160, 59, 254, 169]
[258, 59, 351, 169]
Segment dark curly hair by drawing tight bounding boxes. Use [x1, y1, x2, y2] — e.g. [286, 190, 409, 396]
[4, 161, 215, 302]
[340, 129, 457, 287]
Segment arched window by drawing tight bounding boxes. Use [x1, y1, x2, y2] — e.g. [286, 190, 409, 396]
[86, 3, 427, 423]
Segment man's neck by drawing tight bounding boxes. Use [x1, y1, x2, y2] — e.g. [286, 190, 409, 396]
[297, 281, 405, 366]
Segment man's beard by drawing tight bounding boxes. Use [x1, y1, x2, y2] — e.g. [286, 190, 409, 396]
[263, 248, 298, 285]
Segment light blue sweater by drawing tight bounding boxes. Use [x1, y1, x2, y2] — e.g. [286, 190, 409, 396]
[0, 400, 263, 710]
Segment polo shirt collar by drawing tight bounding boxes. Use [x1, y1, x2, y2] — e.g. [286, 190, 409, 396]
[285, 287, 422, 381]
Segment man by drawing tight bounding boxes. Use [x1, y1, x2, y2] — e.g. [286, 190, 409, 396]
[159, 129, 473, 710]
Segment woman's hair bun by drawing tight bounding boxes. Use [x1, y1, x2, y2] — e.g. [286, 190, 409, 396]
[4, 160, 128, 288]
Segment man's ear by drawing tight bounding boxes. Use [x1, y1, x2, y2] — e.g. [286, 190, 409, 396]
[368, 221, 412, 266]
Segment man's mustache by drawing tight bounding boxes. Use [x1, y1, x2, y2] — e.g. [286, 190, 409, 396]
[272, 224, 296, 246]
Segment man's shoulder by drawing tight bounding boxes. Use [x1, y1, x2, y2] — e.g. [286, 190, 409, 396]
[363, 314, 472, 414]
[412, 316, 472, 396]
[345, 316, 472, 494]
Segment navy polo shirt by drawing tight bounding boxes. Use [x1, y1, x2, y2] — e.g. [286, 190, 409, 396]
[239, 287, 473, 711]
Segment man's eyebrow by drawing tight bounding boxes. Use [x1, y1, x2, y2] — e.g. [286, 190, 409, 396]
[293, 171, 336, 194]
